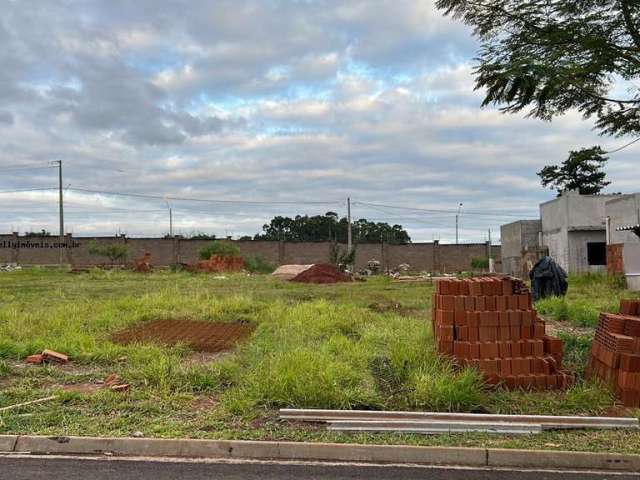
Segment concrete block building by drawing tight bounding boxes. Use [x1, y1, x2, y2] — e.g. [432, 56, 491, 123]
[540, 191, 621, 273]
[605, 194, 640, 290]
[500, 220, 542, 278]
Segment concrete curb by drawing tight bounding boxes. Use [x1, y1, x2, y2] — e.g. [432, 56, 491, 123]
[1, 435, 639, 472]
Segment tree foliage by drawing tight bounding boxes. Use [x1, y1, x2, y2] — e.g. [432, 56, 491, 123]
[255, 212, 411, 244]
[436, 0, 640, 138]
[538, 146, 610, 195]
[198, 241, 241, 259]
[88, 241, 128, 265]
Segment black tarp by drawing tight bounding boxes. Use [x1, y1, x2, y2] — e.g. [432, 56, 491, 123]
[529, 256, 568, 302]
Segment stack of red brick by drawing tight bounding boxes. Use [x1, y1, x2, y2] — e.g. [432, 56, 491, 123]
[586, 299, 640, 407]
[432, 277, 575, 390]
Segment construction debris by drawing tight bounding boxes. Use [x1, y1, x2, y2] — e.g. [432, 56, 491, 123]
[25, 354, 44, 365]
[432, 276, 574, 390]
[133, 252, 152, 272]
[279, 409, 639, 435]
[0, 395, 59, 413]
[586, 299, 640, 407]
[272, 263, 352, 284]
[102, 373, 130, 392]
[189, 255, 244, 273]
[42, 349, 69, 364]
[25, 349, 69, 365]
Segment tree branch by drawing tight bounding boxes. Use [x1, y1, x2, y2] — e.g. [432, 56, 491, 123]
[620, 0, 640, 50]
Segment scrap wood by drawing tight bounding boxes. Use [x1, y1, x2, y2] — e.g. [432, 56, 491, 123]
[102, 373, 130, 392]
[0, 395, 59, 413]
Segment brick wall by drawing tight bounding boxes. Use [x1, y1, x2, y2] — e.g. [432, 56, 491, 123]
[0, 233, 501, 273]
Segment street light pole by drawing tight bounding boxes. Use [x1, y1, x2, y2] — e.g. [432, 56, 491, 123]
[56, 160, 64, 266]
[455, 202, 463, 245]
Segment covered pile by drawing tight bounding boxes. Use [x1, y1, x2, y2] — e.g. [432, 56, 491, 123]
[272, 263, 352, 284]
[586, 299, 640, 407]
[432, 276, 574, 390]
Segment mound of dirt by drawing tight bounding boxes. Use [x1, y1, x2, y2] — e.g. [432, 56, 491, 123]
[291, 263, 352, 284]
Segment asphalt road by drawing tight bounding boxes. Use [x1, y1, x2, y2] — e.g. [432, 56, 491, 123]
[0, 455, 638, 480]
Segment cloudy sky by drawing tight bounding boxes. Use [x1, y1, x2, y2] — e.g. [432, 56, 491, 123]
[0, 0, 637, 242]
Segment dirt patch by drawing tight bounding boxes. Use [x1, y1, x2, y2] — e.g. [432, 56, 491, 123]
[544, 318, 594, 337]
[291, 264, 352, 284]
[368, 302, 421, 317]
[59, 383, 100, 394]
[191, 395, 220, 412]
[111, 319, 255, 353]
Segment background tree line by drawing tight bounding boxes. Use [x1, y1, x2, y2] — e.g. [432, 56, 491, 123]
[253, 212, 411, 244]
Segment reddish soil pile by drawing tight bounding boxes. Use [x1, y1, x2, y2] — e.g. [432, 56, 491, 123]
[291, 263, 352, 284]
[112, 319, 254, 353]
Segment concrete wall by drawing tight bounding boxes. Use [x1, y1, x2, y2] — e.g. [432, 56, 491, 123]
[0, 233, 501, 273]
[540, 192, 619, 273]
[607, 194, 640, 245]
[500, 220, 541, 277]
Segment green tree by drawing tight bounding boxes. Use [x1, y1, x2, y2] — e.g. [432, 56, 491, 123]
[198, 241, 241, 260]
[88, 241, 128, 266]
[255, 212, 411, 244]
[436, 0, 640, 138]
[538, 146, 610, 195]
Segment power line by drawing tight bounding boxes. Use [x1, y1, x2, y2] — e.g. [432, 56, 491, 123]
[605, 137, 640, 154]
[0, 187, 57, 194]
[67, 187, 342, 206]
[353, 200, 538, 218]
[0, 162, 56, 172]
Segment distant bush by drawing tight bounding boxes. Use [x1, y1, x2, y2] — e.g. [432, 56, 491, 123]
[88, 241, 128, 265]
[244, 255, 276, 274]
[470, 257, 489, 270]
[199, 241, 241, 260]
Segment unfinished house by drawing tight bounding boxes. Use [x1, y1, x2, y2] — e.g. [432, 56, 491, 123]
[500, 220, 543, 278]
[606, 194, 640, 290]
[540, 191, 621, 273]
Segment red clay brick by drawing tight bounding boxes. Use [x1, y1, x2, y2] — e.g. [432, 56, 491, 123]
[454, 296, 466, 312]
[518, 294, 530, 310]
[42, 349, 69, 364]
[502, 277, 514, 295]
[475, 296, 486, 311]
[499, 342, 511, 358]
[25, 354, 44, 365]
[507, 295, 519, 311]
[620, 353, 640, 372]
[440, 295, 454, 311]
[469, 327, 479, 342]
[457, 326, 469, 341]
[508, 310, 521, 325]
[464, 296, 475, 311]
[500, 358, 512, 375]
[469, 342, 480, 359]
[437, 309, 454, 326]
[496, 296, 507, 312]
[485, 296, 497, 311]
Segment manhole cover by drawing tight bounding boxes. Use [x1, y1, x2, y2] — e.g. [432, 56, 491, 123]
[111, 319, 255, 352]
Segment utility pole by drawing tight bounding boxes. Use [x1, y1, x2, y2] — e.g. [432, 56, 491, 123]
[56, 160, 64, 266]
[169, 207, 173, 237]
[347, 197, 352, 253]
[488, 228, 495, 273]
[455, 202, 463, 245]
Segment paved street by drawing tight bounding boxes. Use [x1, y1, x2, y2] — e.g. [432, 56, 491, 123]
[0, 455, 637, 480]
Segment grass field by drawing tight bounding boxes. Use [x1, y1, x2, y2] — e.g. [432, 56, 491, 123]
[0, 268, 639, 453]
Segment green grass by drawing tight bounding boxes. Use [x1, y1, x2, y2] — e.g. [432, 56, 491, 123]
[0, 269, 638, 453]
[535, 273, 639, 327]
